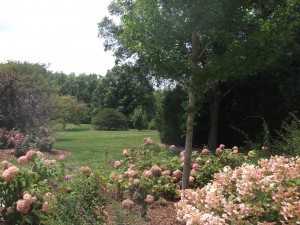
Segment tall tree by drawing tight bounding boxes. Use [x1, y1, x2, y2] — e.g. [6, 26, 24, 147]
[99, 0, 299, 188]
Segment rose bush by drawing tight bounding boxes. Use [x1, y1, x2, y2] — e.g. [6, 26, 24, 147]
[175, 156, 300, 225]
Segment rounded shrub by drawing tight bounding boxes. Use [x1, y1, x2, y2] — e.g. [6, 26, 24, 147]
[92, 109, 129, 130]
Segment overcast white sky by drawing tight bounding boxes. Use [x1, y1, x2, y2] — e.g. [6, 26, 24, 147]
[0, 0, 115, 76]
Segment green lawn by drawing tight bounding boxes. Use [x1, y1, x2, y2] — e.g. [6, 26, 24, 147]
[53, 124, 160, 168]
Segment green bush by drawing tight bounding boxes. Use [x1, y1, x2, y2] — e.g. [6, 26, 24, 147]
[272, 113, 300, 156]
[92, 109, 128, 131]
[33, 127, 55, 152]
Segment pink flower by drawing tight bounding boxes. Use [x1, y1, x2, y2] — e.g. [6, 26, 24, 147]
[150, 165, 162, 176]
[173, 169, 182, 179]
[180, 150, 185, 157]
[45, 159, 56, 165]
[81, 166, 91, 175]
[102, 210, 109, 219]
[129, 164, 136, 170]
[215, 148, 222, 156]
[26, 150, 36, 161]
[23, 193, 36, 203]
[162, 170, 171, 176]
[16, 199, 31, 213]
[195, 157, 202, 164]
[18, 156, 27, 165]
[42, 202, 51, 213]
[64, 175, 72, 182]
[219, 144, 225, 149]
[202, 148, 210, 154]
[114, 161, 121, 169]
[127, 170, 138, 178]
[169, 145, 176, 150]
[232, 146, 238, 151]
[58, 154, 66, 160]
[145, 195, 155, 204]
[2, 160, 12, 169]
[144, 137, 153, 145]
[15, 133, 20, 139]
[121, 199, 134, 210]
[143, 170, 153, 179]
[2, 166, 19, 181]
[192, 163, 200, 170]
[190, 169, 196, 176]
[189, 176, 195, 185]
[133, 178, 140, 185]
[123, 149, 131, 158]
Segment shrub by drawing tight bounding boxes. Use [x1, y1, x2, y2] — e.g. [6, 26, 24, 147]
[33, 127, 55, 152]
[272, 113, 300, 157]
[92, 109, 128, 130]
[175, 156, 300, 225]
[0, 152, 108, 225]
[130, 106, 148, 131]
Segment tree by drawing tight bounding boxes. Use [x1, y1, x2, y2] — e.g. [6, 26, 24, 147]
[0, 61, 58, 132]
[54, 95, 88, 130]
[91, 108, 128, 130]
[99, 0, 300, 188]
[92, 64, 155, 122]
[131, 106, 148, 131]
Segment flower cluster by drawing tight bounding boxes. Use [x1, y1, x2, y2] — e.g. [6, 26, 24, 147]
[175, 156, 300, 225]
[16, 193, 37, 213]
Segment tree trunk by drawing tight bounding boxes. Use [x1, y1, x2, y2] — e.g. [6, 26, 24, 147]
[182, 32, 198, 190]
[207, 92, 221, 151]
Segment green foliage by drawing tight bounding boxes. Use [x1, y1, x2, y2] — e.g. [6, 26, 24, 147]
[0, 152, 108, 225]
[92, 65, 155, 121]
[272, 113, 300, 156]
[130, 106, 148, 131]
[54, 95, 88, 130]
[33, 127, 55, 152]
[92, 109, 128, 131]
[0, 61, 58, 132]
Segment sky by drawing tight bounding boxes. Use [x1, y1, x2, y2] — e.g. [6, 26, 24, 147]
[0, 0, 115, 76]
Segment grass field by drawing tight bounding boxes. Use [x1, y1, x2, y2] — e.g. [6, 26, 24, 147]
[52, 124, 160, 168]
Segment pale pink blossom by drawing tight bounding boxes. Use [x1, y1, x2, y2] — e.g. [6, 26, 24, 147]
[215, 148, 222, 156]
[189, 176, 195, 185]
[2, 160, 12, 169]
[121, 199, 134, 210]
[232, 146, 238, 151]
[144, 137, 153, 144]
[180, 150, 185, 157]
[129, 164, 136, 170]
[114, 161, 121, 169]
[150, 165, 162, 176]
[192, 163, 200, 170]
[202, 148, 210, 154]
[15, 133, 20, 139]
[145, 195, 155, 204]
[23, 193, 36, 203]
[169, 145, 176, 150]
[173, 169, 182, 179]
[26, 150, 36, 161]
[219, 144, 225, 149]
[42, 202, 51, 213]
[133, 178, 140, 185]
[18, 156, 27, 165]
[143, 170, 153, 179]
[2, 166, 19, 181]
[123, 149, 131, 158]
[162, 170, 171, 176]
[195, 157, 202, 164]
[58, 154, 66, 160]
[127, 170, 138, 178]
[16, 199, 31, 213]
[81, 166, 91, 175]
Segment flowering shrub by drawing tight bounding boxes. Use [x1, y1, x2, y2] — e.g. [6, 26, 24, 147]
[0, 151, 108, 224]
[175, 156, 300, 225]
[13, 133, 32, 157]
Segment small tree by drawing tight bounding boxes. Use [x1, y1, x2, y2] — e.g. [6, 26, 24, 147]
[131, 106, 148, 131]
[54, 95, 88, 130]
[92, 109, 128, 130]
